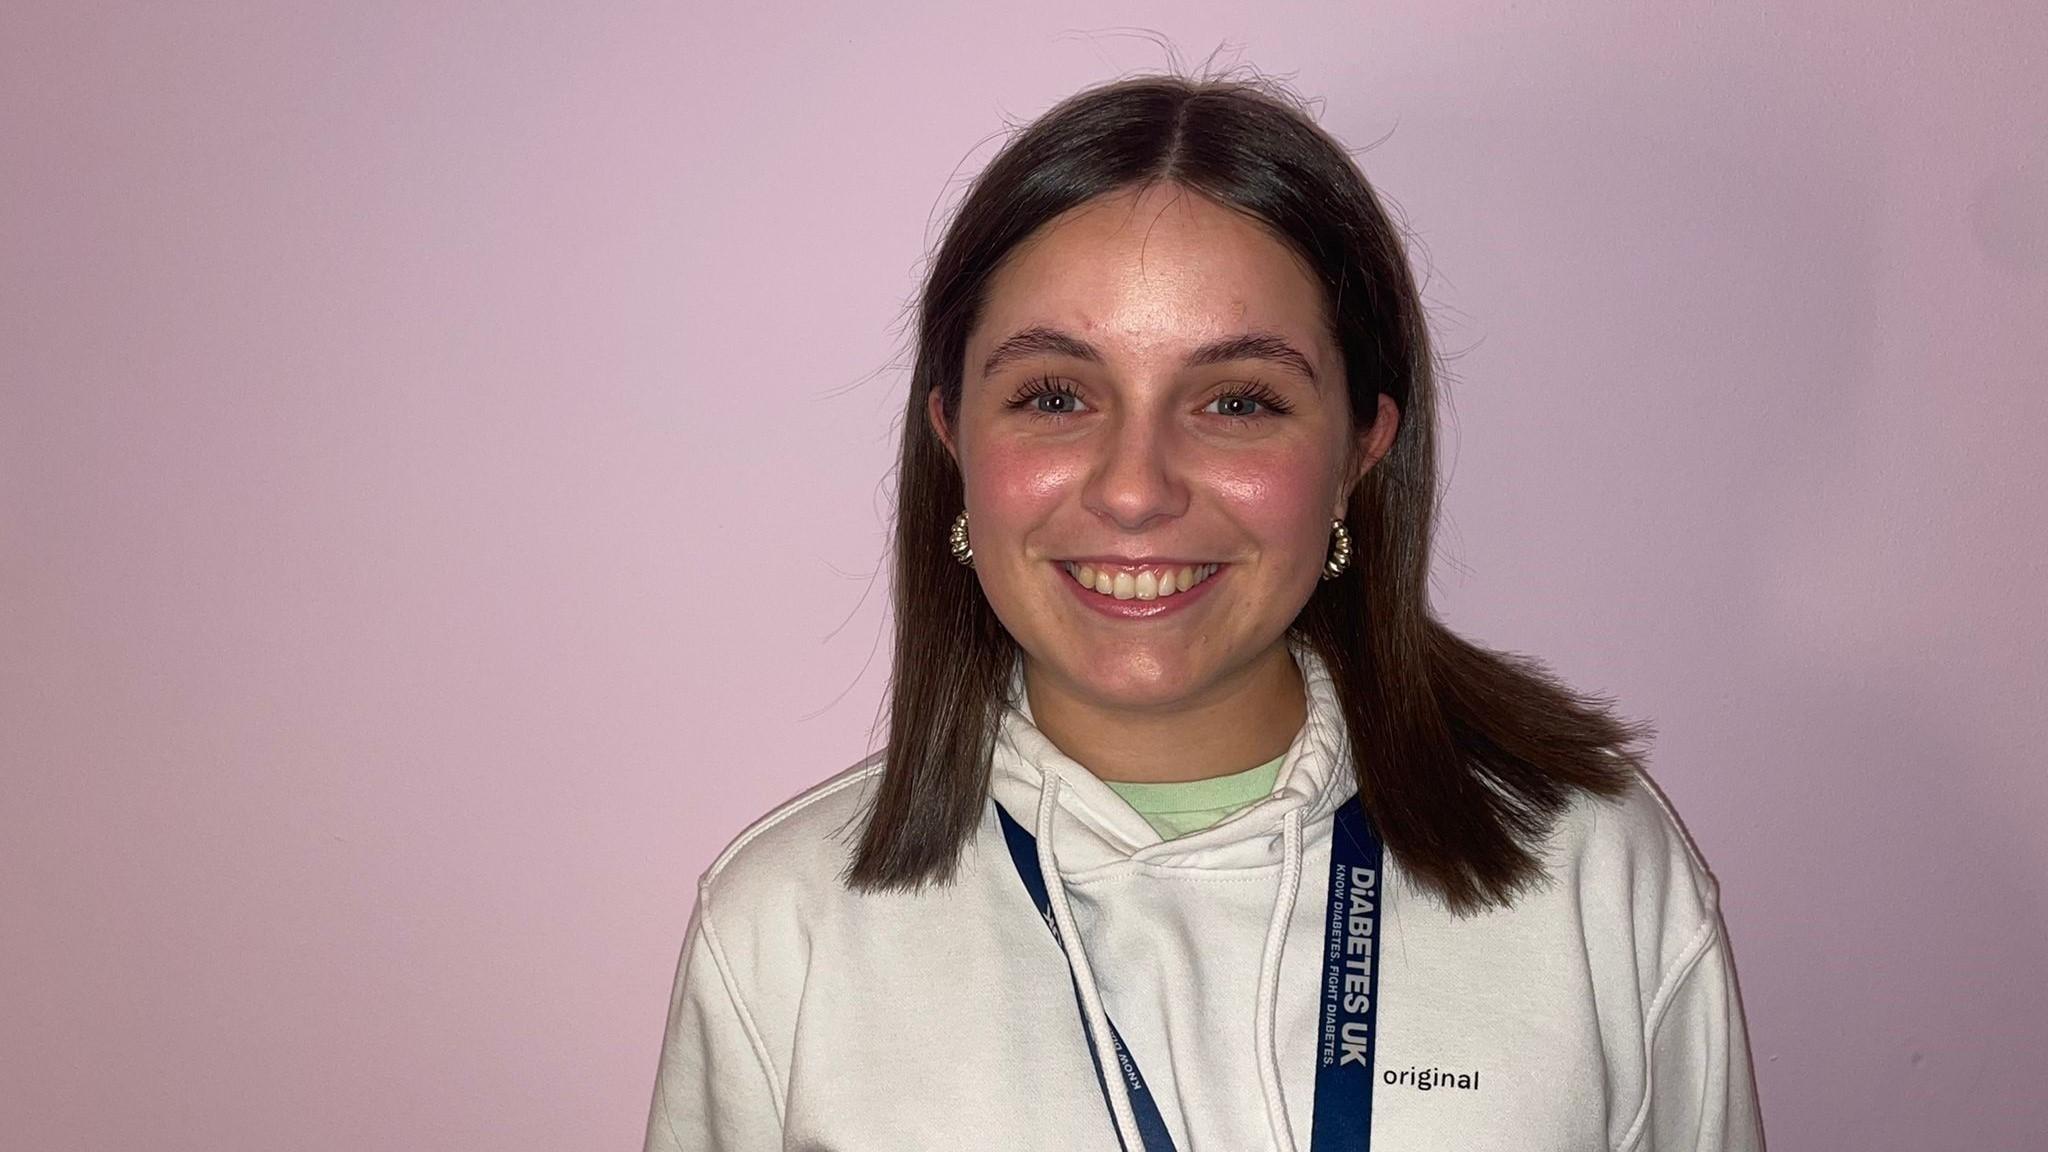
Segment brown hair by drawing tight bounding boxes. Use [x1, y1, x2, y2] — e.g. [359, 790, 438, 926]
[846, 71, 1645, 914]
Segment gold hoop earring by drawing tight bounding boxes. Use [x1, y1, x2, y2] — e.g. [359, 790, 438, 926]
[1321, 518, 1352, 580]
[949, 509, 974, 567]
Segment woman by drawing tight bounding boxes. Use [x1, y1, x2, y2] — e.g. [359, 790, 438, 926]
[646, 73, 1763, 1151]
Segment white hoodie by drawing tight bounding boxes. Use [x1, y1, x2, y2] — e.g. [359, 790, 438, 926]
[644, 639, 1764, 1150]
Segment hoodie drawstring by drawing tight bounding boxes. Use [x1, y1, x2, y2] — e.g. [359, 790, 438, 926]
[1036, 773, 1148, 1151]
[1253, 806, 1307, 1152]
[1035, 774, 1314, 1152]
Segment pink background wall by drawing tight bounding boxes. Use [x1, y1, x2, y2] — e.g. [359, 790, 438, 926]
[4, 3, 2043, 1148]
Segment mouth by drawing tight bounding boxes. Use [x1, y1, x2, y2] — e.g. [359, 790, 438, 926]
[1060, 560, 1221, 602]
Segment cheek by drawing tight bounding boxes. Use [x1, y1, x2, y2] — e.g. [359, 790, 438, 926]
[1203, 452, 1334, 548]
[966, 439, 1082, 528]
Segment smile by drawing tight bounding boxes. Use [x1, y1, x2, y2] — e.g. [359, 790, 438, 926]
[1061, 561, 1219, 601]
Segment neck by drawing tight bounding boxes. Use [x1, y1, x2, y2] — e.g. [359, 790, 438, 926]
[1023, 642, 1306, 784]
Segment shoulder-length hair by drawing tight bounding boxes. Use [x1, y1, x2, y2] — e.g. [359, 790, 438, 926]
[847, 72, 1644, 914]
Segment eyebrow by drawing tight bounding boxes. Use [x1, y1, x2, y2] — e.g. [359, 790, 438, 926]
[978, 325, 1319, 384]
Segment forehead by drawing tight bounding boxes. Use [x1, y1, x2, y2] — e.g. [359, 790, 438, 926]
[973, 184, 1333, 365]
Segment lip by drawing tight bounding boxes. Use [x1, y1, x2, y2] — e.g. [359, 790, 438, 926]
[1061, 556, 1213, 567]
[1057, 561, 1225, 620]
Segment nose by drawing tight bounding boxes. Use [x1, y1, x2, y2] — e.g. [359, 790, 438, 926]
[1081, 411, 1190, 531]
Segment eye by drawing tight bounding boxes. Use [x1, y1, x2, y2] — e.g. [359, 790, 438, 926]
[1005, 375, 1090, 418]
[1205, 381, 1295, 420]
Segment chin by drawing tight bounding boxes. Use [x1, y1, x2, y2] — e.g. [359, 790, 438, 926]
[1059, 642, 1210, 705]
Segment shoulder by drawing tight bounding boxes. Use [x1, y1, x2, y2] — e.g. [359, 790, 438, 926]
[696, 748, 887, 921]
[1543, 761, 1727, 981]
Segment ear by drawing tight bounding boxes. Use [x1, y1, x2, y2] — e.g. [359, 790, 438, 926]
[1336, 393, 1401, 516]
[926, 387, 959, 465]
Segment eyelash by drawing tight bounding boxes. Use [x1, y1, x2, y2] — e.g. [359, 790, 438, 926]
[1004, 375, 1295, 421]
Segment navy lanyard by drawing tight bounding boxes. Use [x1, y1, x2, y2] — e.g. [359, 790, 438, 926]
[996, 794, 1384, 1151]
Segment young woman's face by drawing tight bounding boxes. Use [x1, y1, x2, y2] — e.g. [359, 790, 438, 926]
[931, 182, 1397, 712]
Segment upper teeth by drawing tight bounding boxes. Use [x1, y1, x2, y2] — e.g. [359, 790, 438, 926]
[1062, 562, 1218, 601]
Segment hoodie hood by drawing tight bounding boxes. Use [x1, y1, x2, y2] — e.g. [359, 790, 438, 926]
[987, 633, 1357, 875]
[983, 634, 1359, 1152]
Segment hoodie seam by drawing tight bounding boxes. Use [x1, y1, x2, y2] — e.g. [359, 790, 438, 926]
[694, 878, 788, 1126]
[705, 756, 884, 883]
[1612, 909, 1720, 1151]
